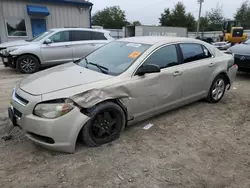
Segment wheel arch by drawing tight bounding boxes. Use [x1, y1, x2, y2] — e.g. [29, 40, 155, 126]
[80, 98, 128, 126]
[15, 53, 42, 65]
[76, 98, 128, 146]
[218, 71, 230, 86]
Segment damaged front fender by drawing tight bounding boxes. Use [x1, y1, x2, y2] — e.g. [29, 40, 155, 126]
[70, 86, 133, 109]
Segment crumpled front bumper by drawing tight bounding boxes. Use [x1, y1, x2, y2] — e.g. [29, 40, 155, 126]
[9, 87, 90, 153]
[0, 50, 15, 67]
[0, 56, 15, 67]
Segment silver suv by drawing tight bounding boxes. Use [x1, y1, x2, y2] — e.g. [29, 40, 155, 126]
[0, 28, 113, 73]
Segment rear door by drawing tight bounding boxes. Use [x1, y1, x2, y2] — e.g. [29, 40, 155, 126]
[41, 31, 73, 65]
[71, 31, 108, 61]
[177, 43, 216, 101]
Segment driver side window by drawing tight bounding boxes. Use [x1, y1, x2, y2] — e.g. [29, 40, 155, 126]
[49, 31, 70, 43]
[143, 45, 179, 69]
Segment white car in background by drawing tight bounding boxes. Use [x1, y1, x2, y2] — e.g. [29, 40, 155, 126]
[0, 28, 114, 73]
[212, 41, 231, 50]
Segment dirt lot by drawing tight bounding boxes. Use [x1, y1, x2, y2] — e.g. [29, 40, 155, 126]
[0, 63, 250, 188]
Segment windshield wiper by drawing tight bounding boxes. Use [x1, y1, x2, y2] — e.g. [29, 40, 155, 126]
[85, 58, 109, 74]
[74, 58, 82, 64]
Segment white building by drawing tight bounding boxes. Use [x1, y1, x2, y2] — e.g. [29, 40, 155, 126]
[0, 0, 93, 43]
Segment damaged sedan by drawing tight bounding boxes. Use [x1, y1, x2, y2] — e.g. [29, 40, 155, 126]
[9, 36, 237, 153]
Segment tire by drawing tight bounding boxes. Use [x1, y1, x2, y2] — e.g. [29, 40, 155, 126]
[16, 55, 40, 74]
[206, 74, 226, 103]
[81, 102, 126, 147]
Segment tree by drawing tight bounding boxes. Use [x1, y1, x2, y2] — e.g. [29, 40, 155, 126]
[131, 21, 142, 26]
[92, 6, 128, 29]
[234, 0, 250, 29]
[206, 4, 224, 31]
[199, 16, 209, 32]
[159, 2, 196, 31]
[159, 8, 171, 26]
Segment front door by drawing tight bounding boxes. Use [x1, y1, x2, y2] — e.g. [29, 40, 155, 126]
[41, 31, 73, 65]
[31, 18, 47, 37]
[125, 44, 183, 120]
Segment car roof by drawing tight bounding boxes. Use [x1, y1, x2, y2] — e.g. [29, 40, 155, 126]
[118, 36, 202, 45]
[50, 28, 110, 33]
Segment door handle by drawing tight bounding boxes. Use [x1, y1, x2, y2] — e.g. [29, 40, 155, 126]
[173, 71, 183, 77]
[209, 62, 215, 67]
[65, 45, 71, 48]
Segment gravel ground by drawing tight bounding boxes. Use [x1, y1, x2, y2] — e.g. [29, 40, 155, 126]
[0, 63, 250, 188]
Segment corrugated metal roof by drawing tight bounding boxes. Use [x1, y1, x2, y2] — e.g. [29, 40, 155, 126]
[28, 0, 93, 7]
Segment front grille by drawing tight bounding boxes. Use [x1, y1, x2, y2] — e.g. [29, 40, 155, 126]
[234, 54, 250, 68]
[234, 54, 250, 60]
[232, 29, 243, 37]
[15, 93, 29, 105]
[13, 108, 22, 118]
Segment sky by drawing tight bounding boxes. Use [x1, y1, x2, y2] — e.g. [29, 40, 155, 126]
[90, 0, 246, 25]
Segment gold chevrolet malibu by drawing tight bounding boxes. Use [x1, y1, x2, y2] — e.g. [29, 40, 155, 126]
[9, 36, 237, 153]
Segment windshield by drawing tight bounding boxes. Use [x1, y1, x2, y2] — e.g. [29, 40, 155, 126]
[77, 41, 151, 75]
[26, 30, 54, 42]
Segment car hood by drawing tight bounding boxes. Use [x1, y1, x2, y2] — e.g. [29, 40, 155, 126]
[229, 44, 250, 55]
[0, 40, 31, 48]
[19, 63, 113, 95]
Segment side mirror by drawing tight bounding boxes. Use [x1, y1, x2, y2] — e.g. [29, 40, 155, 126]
[44, 38, 52, 44]
[137, 64, 161, 76]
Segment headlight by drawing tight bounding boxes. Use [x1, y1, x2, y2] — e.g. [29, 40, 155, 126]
[0, 49, 8, 56]
[34, 100, 74, 119]
[0, 48, 17, 56]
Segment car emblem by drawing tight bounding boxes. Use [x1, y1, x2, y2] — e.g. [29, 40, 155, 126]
[240, 56, 246, 60]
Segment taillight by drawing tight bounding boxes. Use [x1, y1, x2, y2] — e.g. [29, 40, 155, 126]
[234, 64, 238, 68]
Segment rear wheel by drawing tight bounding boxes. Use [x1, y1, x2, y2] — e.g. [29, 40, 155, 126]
[81, 102, 126, 147]
[16, 55, 40, 74]
[206, 74, 226, 103]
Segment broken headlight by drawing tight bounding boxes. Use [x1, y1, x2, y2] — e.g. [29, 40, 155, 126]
[34, 99, 74, 119]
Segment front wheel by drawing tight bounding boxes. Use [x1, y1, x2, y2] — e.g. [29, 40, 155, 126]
[206, 75, 226, 103]
[16, 55, 40, 74]
[81, 102, 126, 147]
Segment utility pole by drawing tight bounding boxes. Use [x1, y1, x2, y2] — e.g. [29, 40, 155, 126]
[196, 0, 204, 37]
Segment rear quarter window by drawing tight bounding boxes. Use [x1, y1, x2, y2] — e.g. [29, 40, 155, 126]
[92, 32, 107, 40]
[180, 43, 212, 63]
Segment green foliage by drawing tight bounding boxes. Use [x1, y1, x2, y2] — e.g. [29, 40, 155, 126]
[92, 6, 128, 29]
[199, 16, 209, 32]
[131, 21, 142, 26]
[234, 0, 250, 29]
[159, 2, 196, 31]
[206, 4, 224, 31]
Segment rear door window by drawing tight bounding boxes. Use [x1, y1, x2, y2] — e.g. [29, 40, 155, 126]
[180, 43, 212, 63]
[71, 31, 92, 41]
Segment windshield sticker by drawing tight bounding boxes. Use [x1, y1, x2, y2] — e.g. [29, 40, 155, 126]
[128, 51, 141, 59]
[126, 43, 142, 48]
